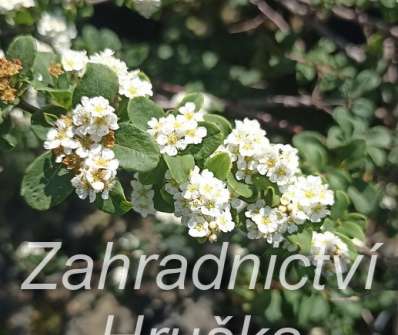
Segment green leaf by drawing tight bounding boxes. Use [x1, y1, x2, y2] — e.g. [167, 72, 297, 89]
[21, 152, 73, 210]
[163, 154, 195, 184]
[335, 139, 367, 167]
[153, 186, 175, 213]
[296, 63, 316, 81]
[124, 45, 150, 67]
[0, 118, 17, 150]
[95, 180, 132, 215]
[73, 63, 119, 106]
[293, 131, 328, 171]
[48, 88, 73, 109]
[350, 70, 380, 98]
[352, 98, 375, 119]
[347, 181, 380, 215]
[265, 291, 283, 322]
[331, 190, 350, 219]
[138, 158, 167, 185]
[31, 52, 58, 88]
[7, 35, 37, 74]
[227, 172, 253, 198]
[203, 113, 232, 138]
[307, 294, 330, 322]
[178, 93, 204, 112]
[366, 126, 392, 148]
[252, 175, 274, 190]
[367, 146, 387, 167]
[337, 221, 365, 240]
[326, 126, 346, 149]
[114, 122, 160, 172]
[333, 107, 354, 137]
[13, 9, 35, 25]
[189, 122, 224, 160]
[76, 25, 122, 54]
[127, 97, 165, 130]
[287, 229, 313, 254]
[325, 168, 352, 191]
[264, 186, 280, 207]
[204, 152, 231, 180]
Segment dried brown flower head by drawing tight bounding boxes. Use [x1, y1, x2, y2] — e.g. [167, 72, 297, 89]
[0, 86, 17, 103]
[62, 154, 83, 172]
[102, 130, 116, 148]
[48, 63, 64, 77]
[0, 58, 22, 78]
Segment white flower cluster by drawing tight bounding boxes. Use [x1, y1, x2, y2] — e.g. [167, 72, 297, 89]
[0, 0, 34, 13]
[220, 118, 299, 185]
[147, 102, 207, 156]
[37, 12, 77, 52]
[166, 166, 234, 240]
[245, 200, 293, 247]
[215, 119, 334, 246]
[61, 49, 153, 99]
[130, 177, 156, 218]
[310, 231, 350, 272]
[44, 96, 119, 203]
[244, 175, 334, 247]
[133, 0, 161, 18]
[280, 175, 335, 224]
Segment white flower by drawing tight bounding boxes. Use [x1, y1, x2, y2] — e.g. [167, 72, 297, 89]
[72, 104, 92, 136]
[171, 166, 233, 240]
[72, 96, 119, 141]
[119, 71, 153, 98]
[214, 210, 234, 232]
[188, 218, 210, 238]
[251, 207, 279, 234]
[71, 172, 97, 203]
[133, 0, 161, 18]
[310, 231, 350, 273]
[178, 102, 204, 125]
[74, 137, 99, 159]
[81, 96, 115, 117]
[130, 178, 156, 217]
[61, 49, 88, 73]
[85, 146, 119, 172]
[147, 105, 207, 156]
[71, 146, 118, 203]
[85, 166, 116, 195]
[44, 116, 78, 153]
[90, 49, 128, 80]
[245, 204, 289, 247]
[183, 126, 207, 145]
[0, 0, 34, 13]
[44, 96, 120, 204]
[37, 12, 76, 52]
[281, 175, 334, 224]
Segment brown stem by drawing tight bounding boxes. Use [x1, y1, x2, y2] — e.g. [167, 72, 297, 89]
[250, 0, 290, 32]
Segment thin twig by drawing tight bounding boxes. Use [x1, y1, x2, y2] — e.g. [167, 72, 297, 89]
[236, 95, 336, 113]
[250, 0, 290, 32]
[18, 100, 40, 113]
[331, 6, 398, 39]
[229, 15, 266, 34]
[280, 0, 366, 62]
